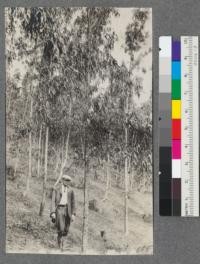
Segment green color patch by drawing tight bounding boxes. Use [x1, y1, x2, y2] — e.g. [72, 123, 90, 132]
[172, 80, 181, 99]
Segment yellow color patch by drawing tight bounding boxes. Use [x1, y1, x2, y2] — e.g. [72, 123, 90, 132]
[172, 100, 181, 119]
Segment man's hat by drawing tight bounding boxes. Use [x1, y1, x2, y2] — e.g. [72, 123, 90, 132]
[62, 174, 72, 181]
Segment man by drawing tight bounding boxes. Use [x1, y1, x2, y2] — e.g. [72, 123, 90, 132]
[50, 174, 76, 250]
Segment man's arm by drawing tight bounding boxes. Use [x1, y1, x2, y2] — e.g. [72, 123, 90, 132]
[71, 190, 76, 216]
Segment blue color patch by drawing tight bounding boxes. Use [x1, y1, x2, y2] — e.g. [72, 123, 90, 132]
[172, 61, 181, 80]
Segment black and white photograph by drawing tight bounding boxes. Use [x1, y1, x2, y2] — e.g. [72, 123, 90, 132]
[6, 7, 152, 255]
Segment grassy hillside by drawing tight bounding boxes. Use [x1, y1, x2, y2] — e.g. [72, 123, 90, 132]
[6, 144, 153, 255]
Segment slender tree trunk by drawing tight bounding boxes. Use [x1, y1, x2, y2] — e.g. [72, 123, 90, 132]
[24, 95, 33, 195]
[82, 125, 89, 253]
[124, 96, 129, 236]
[40, 136, 45, 175]
[61, 135, 65, 164]
[37, 125, 42, 178]
[103, 131, 111, 200]
[54, 99, 72, 188]
[65, 128, 70, 166]
[39, 126, 49, 216]
[54, 147, 60, 176]
[108, 158, 111, 188]
[82, 9, 91, 253]
[22, 96, 29, 121]
[103, 152, 110, 201]
[54, 125, 71, 188]
[13, 96, 29, 181]
[131, 165, 135, 190]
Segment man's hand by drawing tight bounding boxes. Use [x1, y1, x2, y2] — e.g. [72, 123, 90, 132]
[71, 214, 75, 222]
[51, 212, 56, 220]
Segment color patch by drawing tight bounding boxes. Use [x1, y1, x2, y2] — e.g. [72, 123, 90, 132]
[172, 159, 181, 178]
[172, 178, 181, 199]
[172, 62, 181, 79]
[160, 58, 171, 75]
[172, 80, 181, 99]
[159, 36, 172, 216]
[172, 100, 181, 119]
[159, 75, 171, 93]
[159, 36, 172, 57]
[172, 139, 181, 159]
[172, 41, 181, 61]
[172, 119, 181, 139]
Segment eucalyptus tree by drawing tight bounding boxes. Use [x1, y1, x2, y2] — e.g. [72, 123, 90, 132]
[123, 8, 151, 235]
[5, 8, 40, 187]
[65, 7, 119, 252]
[13, 8, 76, 212]
[5, 8, 30, 181]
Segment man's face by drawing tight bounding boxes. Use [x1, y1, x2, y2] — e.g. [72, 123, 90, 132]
[62, 179, 70, 187]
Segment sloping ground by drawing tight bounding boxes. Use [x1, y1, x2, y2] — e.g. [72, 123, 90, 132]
[6, 167, 153, 255]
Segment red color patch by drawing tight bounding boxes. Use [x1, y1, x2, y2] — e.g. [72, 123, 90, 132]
[172, 119, 181, 139]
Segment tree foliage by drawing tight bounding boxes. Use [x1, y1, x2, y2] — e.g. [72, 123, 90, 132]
[6, 7, 152, 189]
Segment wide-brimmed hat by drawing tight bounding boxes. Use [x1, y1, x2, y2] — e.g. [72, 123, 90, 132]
[62, 174, 72, 181]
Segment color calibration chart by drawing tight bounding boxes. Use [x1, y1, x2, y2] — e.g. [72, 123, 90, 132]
[159, 36, 199, 216]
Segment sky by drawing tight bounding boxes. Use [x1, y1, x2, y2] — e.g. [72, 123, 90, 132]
[7, 7, 152, 106]
[109, 8, 152, 105]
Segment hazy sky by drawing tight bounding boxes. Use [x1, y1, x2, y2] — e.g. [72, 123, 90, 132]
[110, 8, 152, 105]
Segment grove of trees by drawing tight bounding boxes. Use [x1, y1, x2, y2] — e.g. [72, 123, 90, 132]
[6, 7, 152, 253]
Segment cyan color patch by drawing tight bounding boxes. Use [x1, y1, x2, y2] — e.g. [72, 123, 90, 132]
[172, 61, 181, 79]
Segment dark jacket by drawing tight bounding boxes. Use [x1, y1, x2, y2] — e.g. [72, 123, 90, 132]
[51, 185, 76, 218]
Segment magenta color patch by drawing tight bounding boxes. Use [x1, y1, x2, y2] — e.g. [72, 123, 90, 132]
[172, 139, 181, 159]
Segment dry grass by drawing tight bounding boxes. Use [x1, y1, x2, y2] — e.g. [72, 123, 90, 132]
[6, 164, 153, 255]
